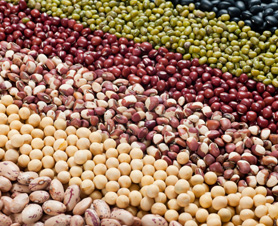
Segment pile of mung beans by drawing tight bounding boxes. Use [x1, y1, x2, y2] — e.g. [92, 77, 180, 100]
[1, 0, 278, 225]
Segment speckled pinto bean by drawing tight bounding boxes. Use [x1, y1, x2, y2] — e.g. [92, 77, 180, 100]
[0, 161, 20, 181]
[44, 214, 71, 226]
[70, 215, 85, 226]
[92, 200, 110, 219]
[17, 172, 38, 185]
[73, 197, 92, 215]
[49, 179, 64, 202]
[29, 177, 51, 191]
[29, 191, 50, 204]
[42, 200, 67, 216]
[64, 185, 80, 211]
[0, 176, 12, 192]
[141, 215, 168, 226]
[10, 193, 29, 213]
[100, 219, 121, 226]
[110, 209, 134, 226]
[0, 213, 12, 226]
[21, 204, 43, 224]
[85, 209, 100, 226]
[11, 183, 31, 193]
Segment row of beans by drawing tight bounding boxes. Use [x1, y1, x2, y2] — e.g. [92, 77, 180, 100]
[1, 0, 278, 225]
[2, 0, 278, 85]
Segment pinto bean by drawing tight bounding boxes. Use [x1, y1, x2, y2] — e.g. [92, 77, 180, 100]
[64, 185, 80, 211]
[141, 214, 168, 226]
[11, 183, 31, 193]
[29, 177, 51, 191]
[0, 161, 20, 181]
[110, 209, 134, 226]
[44, 214, 71, 226]
[85, 209, 100, 226]
[21, 204, 43, 224]
[10, 193, 29, 213]
[0, 214, 12, 226]
[70, 215, 85, 226]
[100, 219, 121, 226]
[29, 191, 50, 204]
[92, 200, 110, 219]
[0, 176, 12, 192]
[17, 172, 38, 185]
[49, 179, 64, 202]
[73, 197, 92, 215]
[42, 200, 67, 216]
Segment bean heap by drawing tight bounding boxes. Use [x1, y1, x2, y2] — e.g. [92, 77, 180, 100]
[3, 39, 278, 134]
[5, 0, 278, 84]
[2, 0, 278, 225]
[172, 0, 278, 33]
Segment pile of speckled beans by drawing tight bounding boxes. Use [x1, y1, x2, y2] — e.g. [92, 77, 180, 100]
[1, 0, 278, 225]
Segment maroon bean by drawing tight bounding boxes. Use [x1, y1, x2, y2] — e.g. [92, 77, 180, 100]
[221, 105, 233, 113]
[236, 104, 248, 114]
[262, 107, 273, 119]
[246, 111, 257, 122]
[204, 89, 214, 99]
[257, 116, 269, 128]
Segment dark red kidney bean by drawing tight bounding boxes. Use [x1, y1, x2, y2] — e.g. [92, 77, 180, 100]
[189, 71, 197, 80]
[201, 72, 211, 82]
[211, 77, 221, 87]
[240, 99, 251, 109]
[172, 91, 182, 100]
[257, 116, 269, 128]
[204, 89, 214, 99]
[256, 82, 265, 93]
[254, 95, 263, 102]
[237, 91, 249, 100]
[237, 104, 248, 114]
[229, 101, 237, 111]
[264, 97, 275, 106]
[209, 97, 219, 106]
[30, 9, 40, 18]
[221, 105, 233, 113]
[239, 74, 248, 83]
[272, 101, 278, 111]
[257, 100, 266, 109]
[184, 94, 196, 103]
[220, 93, 230, 103]
[129, 75, 141, 85]
[246, 111, 257, 122]
[267, 85, 275, 94]
[246, 80, 256, 90]
[211, 102, 221, 111]
[226, 79, 237, 88]
[229, 94, 237, 101]
[262, 91, 271, 98]
[222, 72, 233, 81]
[214, 88, 224, 97]
[196, 94, 204, 102]
[268, 123, 277, 133]
[176, 81, 186, 91]
[262, 107, 273, 119]
[168, 77, 177, 87]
